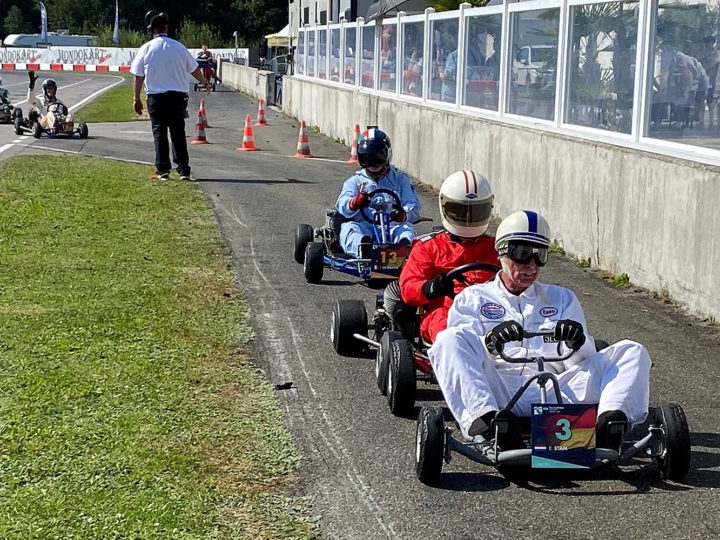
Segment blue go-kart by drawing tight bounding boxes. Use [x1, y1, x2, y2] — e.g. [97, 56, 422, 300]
[294, 188, 413, 283]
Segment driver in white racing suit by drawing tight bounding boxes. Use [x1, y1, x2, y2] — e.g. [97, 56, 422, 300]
[428, 210, 651, 450]
[26, 71, 73, 130]
[335, 127, 421, 258]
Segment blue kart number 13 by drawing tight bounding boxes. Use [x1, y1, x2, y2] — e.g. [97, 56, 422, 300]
[555, 418, 572, 441]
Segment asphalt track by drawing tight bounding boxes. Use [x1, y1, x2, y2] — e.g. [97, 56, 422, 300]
[2, 71, 720, 539]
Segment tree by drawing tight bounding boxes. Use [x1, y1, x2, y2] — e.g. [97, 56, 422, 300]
[429, 0, 491, 11]
[3, 5, 31, 34]
[177, 20, 225, 48]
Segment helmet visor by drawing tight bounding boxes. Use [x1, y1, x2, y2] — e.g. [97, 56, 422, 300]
[358, 149, 389, 169]
[441, 195, 493, 228]
[507, 242, 548, 266]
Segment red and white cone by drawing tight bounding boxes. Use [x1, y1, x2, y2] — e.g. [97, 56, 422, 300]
[255, 99, 268, 126]
[190, 108, 209, 144]
[237, 114, 258, 151]
[199, 98, 211, 128]
[293, 121, 312, 158]
[347, 123, 360, 164]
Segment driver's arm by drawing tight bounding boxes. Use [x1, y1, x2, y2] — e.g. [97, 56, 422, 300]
[335, 177, 364, 218]
[399, 239, 439, 305]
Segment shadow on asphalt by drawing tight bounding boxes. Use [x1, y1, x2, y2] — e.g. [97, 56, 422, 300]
[196, 177, 315, 184]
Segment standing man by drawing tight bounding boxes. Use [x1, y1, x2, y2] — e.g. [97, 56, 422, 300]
[131, 11, 209, 180]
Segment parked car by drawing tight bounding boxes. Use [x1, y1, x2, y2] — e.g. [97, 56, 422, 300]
[512, 44, 557, 88]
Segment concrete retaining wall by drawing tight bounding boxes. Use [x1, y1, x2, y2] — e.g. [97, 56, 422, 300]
[283, 76, 720, 321]
[218, 61, 275, 104]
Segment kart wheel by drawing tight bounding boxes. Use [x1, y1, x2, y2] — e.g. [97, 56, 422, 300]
[655, 402, 690, 481]
[13, 107, 22, 120]
[387, 338, 416, 416]
[416, 406, 444, 486]
[14, 116, 23, 136]
[294, 224, 314, 264]
[32, 122, 42, 138]
[303, 242, 324, 283]
[330, 299, 368, 357]
[376, 331, 401, 395]
[78, 123, 89, 139]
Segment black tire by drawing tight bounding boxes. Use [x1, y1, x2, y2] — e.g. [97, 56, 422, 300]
[416, 406, 445, 486]
[78, 122, 89, 139]
[14, 116, 23, 135]
[294, 224, 314, 264]
[303, 242, 324, 283]
[13, 107, 22, 120]
[387, 339, 416, 416]
[330, 299, 367, 357]
[655, 402, 691, 481]
[376, 331, 402, 395]
[32, 122, 42, 138]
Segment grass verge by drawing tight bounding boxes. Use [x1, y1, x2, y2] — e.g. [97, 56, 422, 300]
[73, 81, 148, 123]
[0, 155, 316, 538]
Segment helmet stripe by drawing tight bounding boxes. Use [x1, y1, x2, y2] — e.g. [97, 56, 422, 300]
[524, 210, 538, 233]
[462, 170, 470, 193]
[470, 170, 477, 193]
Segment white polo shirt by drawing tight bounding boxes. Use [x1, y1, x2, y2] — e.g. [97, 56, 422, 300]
[130, 35, 198, 94]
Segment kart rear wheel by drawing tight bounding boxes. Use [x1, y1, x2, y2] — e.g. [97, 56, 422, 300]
[13, 107, 22, 119]
[376, 331, 402, 395]
[330, 299, 367, 357]
[32, 122, 42, 139]
[294, 224, 314, 264]
[655, 402, 691, 481]
[303, 242, 324, 283]
[14, 116, 23, 136]
[78, 122, 89, 139]
[387, 338, 416, 416]
[416, 406, 444, 486]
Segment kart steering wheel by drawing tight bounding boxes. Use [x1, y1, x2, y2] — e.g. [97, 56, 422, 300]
[445, 261, 502, 294]
[359, 188, 403, 224]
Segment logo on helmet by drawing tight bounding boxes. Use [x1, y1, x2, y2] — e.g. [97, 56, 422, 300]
[480, 302, 505, 319]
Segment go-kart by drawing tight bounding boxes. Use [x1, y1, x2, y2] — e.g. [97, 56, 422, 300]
[414, 330, 691, 486]
[194, 59, 218, 91]
[0, 87, 15, 123]
[13, 106, 88, 139]
[294, 188, 415, 283]
[330, 261, 501, 416]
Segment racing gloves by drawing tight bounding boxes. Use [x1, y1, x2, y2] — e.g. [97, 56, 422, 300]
[28, 70, 39, 90]
[554, 319, 586, 350]
[390, 205, 407, 223]
[422, 273, 455, 300]
[485, 320, 524, 354]
[348, 191, 370, 211]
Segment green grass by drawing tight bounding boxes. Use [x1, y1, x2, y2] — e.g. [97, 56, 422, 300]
[610, 272, 631, 288]
[0, 156, 317, 539]
[73, 81, 147, 123]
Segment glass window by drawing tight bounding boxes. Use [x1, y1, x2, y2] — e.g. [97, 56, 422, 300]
[430, 18, 459, 103]
[401, 21, 424, 97]
[318, 29, 327, 79]
[463, 14, 503, 111]
[344, 27, 357, 84]
[308, 30, 316, 77]
[380, 24, 397, 91]
[648, 0, 720, 149]
[361, 25, 376, 88]
[296, 30, 305, 75]
[566, 1, 639, 133]
[507, 9, 560, 120]
[330, 28, 341, 81]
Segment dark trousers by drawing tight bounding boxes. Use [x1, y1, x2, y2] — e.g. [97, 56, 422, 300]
[147, 91, 190, 175]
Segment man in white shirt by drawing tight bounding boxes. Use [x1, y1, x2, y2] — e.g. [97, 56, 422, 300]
[131, 11, 209, 180]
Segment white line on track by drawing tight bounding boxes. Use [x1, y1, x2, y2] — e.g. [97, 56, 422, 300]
[5, 142, 153, 166]
[13, 77, 94, 107]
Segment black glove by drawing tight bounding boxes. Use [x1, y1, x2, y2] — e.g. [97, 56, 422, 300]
[421, 273, 454, 300]
[485, 320, 524, 354]
[554, 319, 586, 351]
[28, 70, 39, 90]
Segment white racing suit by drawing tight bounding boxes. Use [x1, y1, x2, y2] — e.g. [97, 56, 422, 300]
[428, 273, 651, 438]
[335, 166, 421, 256]
[26, 88, 73, 130]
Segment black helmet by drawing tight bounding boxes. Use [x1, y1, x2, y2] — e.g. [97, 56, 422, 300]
[42, 78, 57, 91]
[357, 127, 392, 169]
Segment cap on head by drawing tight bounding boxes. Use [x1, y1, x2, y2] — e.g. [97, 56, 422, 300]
[495, 210, 551, 256]
[438, 170, 494, 237]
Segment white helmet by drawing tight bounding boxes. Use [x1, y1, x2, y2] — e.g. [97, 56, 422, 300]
[495, 210, 551, 256]
[439, 170, 494, 237]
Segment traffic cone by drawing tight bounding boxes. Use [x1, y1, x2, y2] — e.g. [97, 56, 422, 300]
[190, 108, 209, 144]
[237, 114, 258, 151]
[255, 99, 268, 126]
[347, 123, 360, 164]
[199, 98, 211, 128]
[293, 121, 312, 158]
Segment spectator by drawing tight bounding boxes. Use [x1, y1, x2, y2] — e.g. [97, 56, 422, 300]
[700, 35, 720, 128]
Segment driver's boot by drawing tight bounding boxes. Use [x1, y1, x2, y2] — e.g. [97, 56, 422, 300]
[359, 236, 372, 260]
[596, 410, 628, 450]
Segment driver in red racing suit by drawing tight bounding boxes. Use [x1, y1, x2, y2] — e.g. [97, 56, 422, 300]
[399, 170, 499, 343]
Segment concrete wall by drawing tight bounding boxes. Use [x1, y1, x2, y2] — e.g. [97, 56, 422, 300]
[283, 76, 720, 321]
[218, 61, 275, 104]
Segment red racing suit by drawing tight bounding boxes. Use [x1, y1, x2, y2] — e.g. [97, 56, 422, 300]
[399, 230, 499, 343]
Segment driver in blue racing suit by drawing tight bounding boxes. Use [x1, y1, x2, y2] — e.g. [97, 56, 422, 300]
[335, 127, 421, 258]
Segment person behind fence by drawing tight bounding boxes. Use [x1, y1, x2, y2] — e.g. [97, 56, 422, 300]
[701, 34, 720, 128]
[428, 210, 651, 451]
[25, 72, 72, 129]
[335, 127, 421, 259]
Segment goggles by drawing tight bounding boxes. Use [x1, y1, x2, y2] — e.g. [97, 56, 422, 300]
[507, 242, 549, 267]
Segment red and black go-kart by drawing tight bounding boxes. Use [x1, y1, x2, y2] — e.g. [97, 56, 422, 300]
[330, 261, 501, 416]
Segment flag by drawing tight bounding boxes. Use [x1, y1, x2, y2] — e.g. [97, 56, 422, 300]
[112, 0, 119, 44]
[40, 2, 48, 42]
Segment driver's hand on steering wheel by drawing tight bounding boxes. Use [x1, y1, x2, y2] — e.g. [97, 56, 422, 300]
[422, 273, 454, 300]
[349, 191, 370, 211]
[485, 320, 524, 354]
[390, 204, 407, 223]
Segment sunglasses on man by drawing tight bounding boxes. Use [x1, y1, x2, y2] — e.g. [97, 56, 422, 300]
[507, 242, 549, 266]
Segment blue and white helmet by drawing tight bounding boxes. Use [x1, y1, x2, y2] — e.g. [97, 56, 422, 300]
[495, 210, 551, 255]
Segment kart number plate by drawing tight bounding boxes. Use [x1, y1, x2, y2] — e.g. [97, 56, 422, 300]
[530, 403, 597, 469]
[378, 247, 407, 269]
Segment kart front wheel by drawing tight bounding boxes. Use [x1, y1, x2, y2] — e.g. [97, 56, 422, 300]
[330, 299, 367, 357]
[387, 338, 416, 416]
[14, 116, 23, 136]
[416, 406, 445, 486]
[32, 122, 42, 138]
[376, 330, 401, 395]
[78, 122, 89, 139]
[294, 224, 314, 264]
[303, 242, 324, 283]
[655, 402, 690, 481]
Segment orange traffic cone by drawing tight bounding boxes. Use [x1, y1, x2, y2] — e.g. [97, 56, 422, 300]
[199, 98, 211, 128]
[293, 121, 312, 158]
[255, 99, 268, 126]
[347, 123, 360, 164]
[237, 114, 258, 151]
[190, 108, 209, 144]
